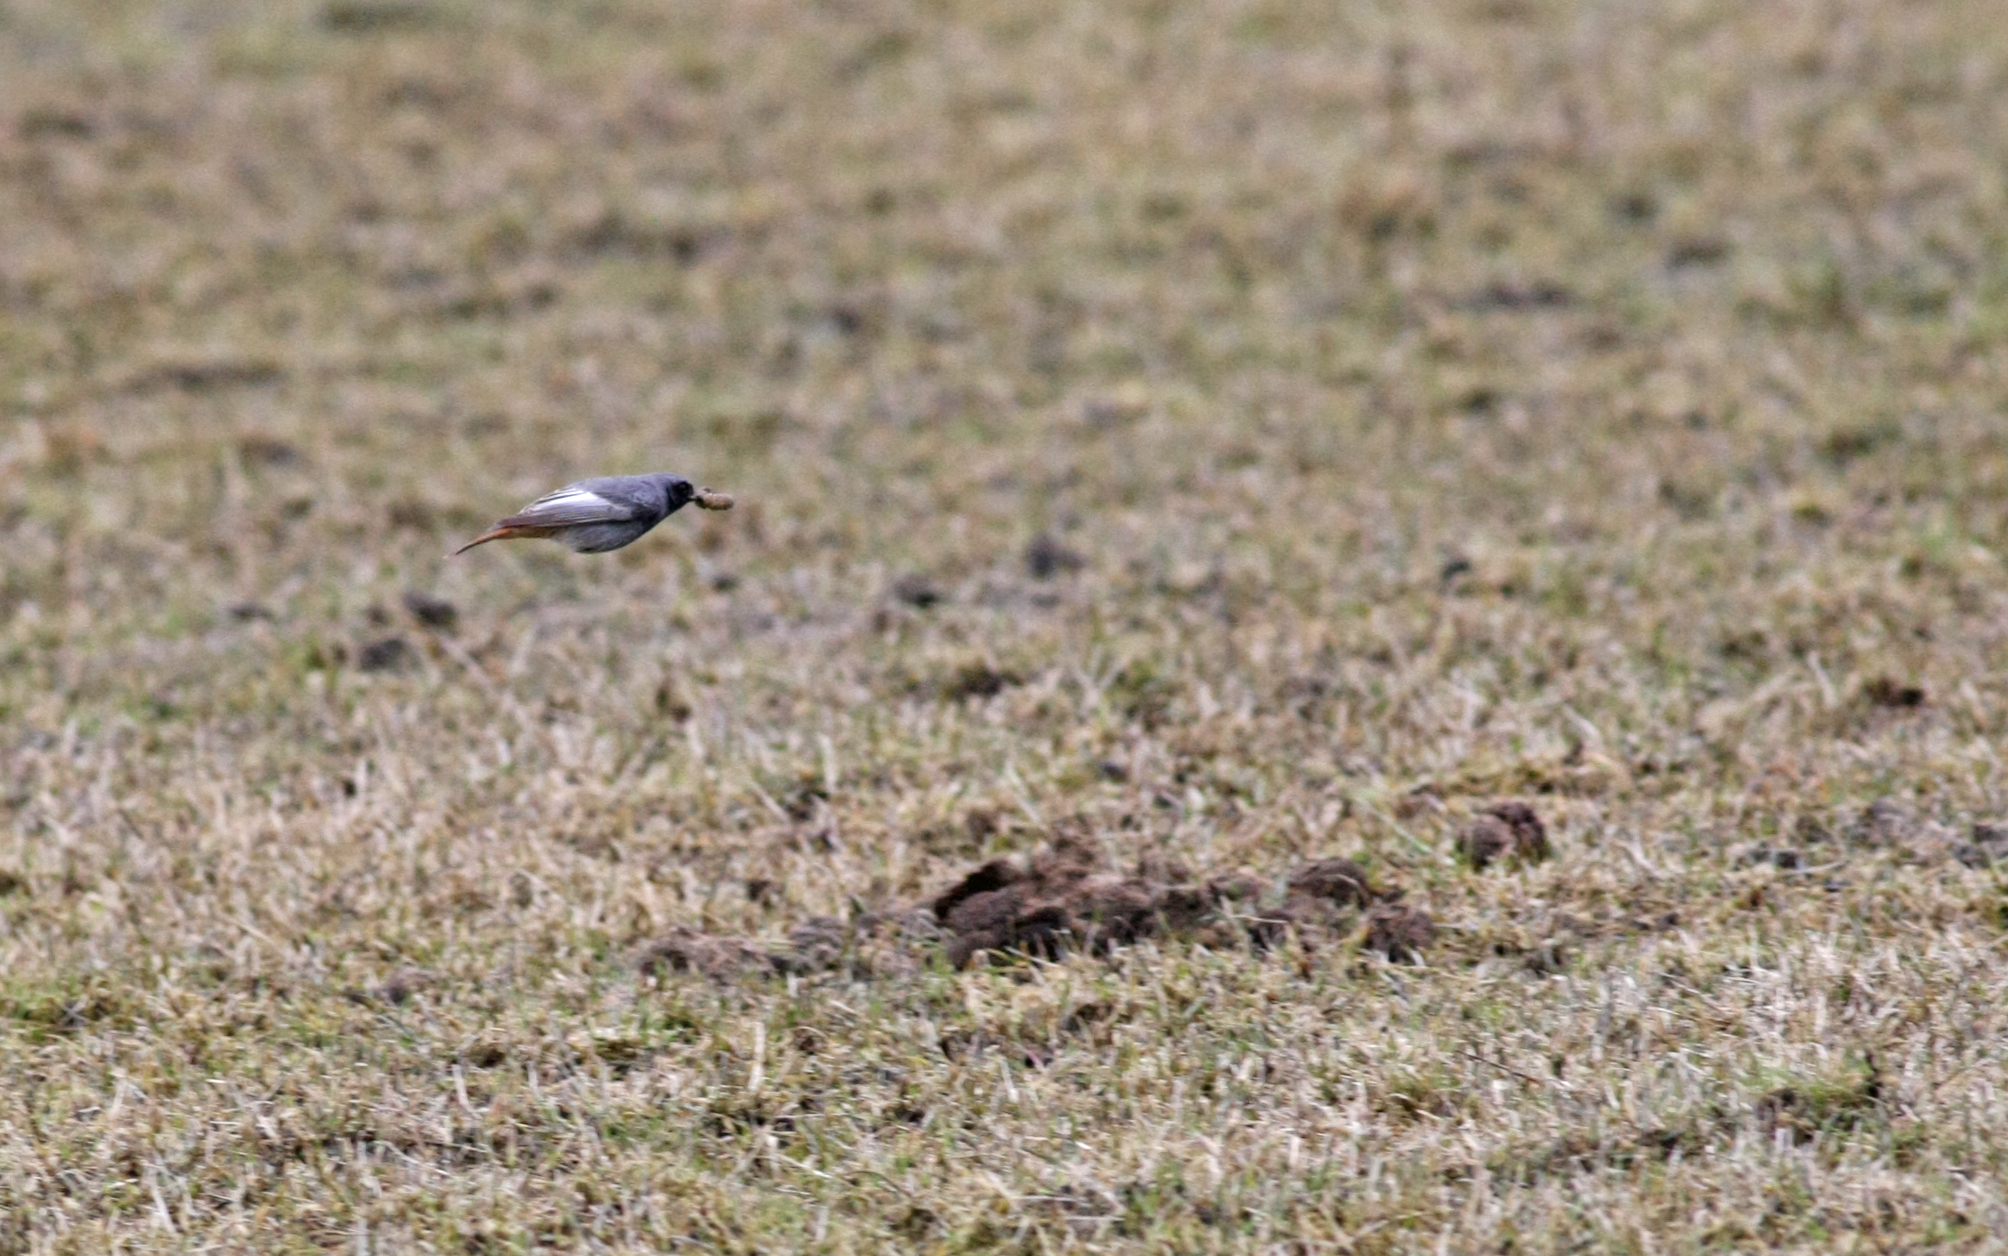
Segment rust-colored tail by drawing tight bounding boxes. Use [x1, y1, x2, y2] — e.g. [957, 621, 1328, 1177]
[452, 524, 553, 555]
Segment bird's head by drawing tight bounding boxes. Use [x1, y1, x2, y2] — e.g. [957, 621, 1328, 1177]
[658, 475, 697, 513]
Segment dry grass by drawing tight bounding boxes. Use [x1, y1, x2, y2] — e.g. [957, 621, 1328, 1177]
[4, 0, 2008, 1250]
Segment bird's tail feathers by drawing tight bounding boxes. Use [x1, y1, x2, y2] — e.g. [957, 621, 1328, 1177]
[452, 524, 555, 555]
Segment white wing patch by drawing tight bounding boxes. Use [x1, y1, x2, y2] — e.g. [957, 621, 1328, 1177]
[502, 485, 631, 528]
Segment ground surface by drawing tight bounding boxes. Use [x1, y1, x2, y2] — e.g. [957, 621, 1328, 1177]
[4, 0, 2008, 1251]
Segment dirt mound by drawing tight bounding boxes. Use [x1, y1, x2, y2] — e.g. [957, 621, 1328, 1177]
[1364, 905, 1437, 963]
[926, 835, 1263, 966]
[1458, 800, 1552, 869]
[638, 838, 1432, 978]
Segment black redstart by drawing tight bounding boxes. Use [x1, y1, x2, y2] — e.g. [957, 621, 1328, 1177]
[454, 473, 733, 555]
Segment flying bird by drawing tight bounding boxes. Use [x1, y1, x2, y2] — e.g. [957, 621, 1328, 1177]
[454, 472, 733, 555]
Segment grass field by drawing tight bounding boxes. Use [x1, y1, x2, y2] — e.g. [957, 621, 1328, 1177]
[5, 0, 2008, 1250]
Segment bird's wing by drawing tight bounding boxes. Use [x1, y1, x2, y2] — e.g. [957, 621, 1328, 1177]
[497, 483, 644, 529]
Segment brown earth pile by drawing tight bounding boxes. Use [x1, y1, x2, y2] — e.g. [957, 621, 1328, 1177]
[638, 829, 1456, 979]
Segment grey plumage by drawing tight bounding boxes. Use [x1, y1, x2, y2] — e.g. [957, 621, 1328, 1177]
[454, 472, 729, 555]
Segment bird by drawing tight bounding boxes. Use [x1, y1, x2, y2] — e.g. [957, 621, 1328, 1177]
[453, 472, 733, 555]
